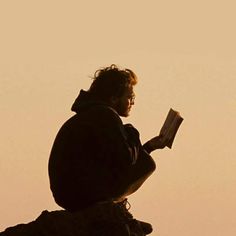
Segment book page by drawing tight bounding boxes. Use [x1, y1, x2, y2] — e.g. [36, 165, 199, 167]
[160, 108, 183, 148]
[160, 108, 177, 136]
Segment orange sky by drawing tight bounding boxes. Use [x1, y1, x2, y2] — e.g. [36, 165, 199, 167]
[1, 1, 236, 235]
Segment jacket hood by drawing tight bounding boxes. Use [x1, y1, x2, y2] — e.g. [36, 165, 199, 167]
[71, 90, 110, 113]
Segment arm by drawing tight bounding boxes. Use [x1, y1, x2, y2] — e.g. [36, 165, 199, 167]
[88, 106, 157, 199]
[107, 122, 156, 198]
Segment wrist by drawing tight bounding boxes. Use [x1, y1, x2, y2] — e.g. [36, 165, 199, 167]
[143, 141, 154, 154]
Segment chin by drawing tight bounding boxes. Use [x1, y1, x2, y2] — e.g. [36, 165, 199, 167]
[120, 111, 130, 117]
[117, 107, 131, 117]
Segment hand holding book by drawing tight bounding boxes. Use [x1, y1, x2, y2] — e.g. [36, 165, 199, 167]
[143, 108, 183, 153]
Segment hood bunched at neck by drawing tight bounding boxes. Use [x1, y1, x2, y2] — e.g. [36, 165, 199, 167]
[71, 90, 92, 113]
[71, 90, 112, 114]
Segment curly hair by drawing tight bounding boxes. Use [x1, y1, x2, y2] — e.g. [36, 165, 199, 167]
[89, 64, 137, 102]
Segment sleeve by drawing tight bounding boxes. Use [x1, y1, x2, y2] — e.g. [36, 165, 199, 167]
[142, 141, 153, 154]
[94, 107, 140, 166]
[95, 107, 156, 198]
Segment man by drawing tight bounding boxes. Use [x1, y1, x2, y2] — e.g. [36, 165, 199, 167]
[48, 64, 168, 235]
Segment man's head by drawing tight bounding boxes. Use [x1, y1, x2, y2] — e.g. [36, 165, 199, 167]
[89, 64, 137, 117]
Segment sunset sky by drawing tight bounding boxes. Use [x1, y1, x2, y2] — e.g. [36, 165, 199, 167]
[1, 1, 236, 235]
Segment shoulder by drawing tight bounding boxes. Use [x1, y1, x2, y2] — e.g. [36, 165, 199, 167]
[61, 105, 122, 132]
[86, 104, 123, 126]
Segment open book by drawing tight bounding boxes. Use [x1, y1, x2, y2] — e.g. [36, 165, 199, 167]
[160, 108, 184, 149]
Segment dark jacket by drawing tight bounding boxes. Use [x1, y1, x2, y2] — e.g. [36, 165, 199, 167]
[48, 90, 156, 211]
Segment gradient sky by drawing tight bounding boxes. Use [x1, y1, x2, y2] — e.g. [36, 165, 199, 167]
[1, 1, 236, 235]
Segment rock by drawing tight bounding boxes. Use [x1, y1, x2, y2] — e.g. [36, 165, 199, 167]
[0, 203, 153, 235]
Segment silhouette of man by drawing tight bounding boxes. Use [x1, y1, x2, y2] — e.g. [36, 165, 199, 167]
[48, 64, 168, 235]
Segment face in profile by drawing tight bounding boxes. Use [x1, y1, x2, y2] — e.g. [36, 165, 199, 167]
[112, 86, 135, 117]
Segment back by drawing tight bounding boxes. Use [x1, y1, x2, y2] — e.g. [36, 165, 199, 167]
[48, 104, 129, 211]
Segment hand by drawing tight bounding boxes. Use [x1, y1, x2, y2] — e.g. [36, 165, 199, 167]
[147, 135, 169, 150]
